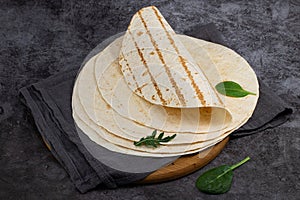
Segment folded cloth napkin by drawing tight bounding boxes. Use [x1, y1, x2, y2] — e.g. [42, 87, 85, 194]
[19, 23, 293, 193]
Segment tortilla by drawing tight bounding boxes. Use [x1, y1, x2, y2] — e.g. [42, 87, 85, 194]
[120, 6, 223, 108]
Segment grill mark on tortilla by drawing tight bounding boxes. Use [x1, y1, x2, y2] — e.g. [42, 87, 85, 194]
[128, 29, 167, 105]
[152, 7, 206, 106]
[202, 71, 223, 105]
[178, 56, 206, 105]
[135, 83, 148, 93]
[142, 70, 148, 76]
[121, 54, 142, 94]
[138, 10, 186, 106]
[137, 31, 143, 36]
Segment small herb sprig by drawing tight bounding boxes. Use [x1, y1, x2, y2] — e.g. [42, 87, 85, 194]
[196, 156, 250, 194]
[215, 81, 256, 98]
[134, 130, 176, 148]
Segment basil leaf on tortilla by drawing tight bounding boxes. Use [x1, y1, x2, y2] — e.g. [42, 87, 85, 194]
[215, 81, 256, 97]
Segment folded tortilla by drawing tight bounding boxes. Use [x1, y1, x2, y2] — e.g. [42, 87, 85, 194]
[120, 6, 222, 108]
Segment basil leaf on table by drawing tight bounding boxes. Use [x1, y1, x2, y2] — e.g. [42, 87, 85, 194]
[196, 157, 250, 194]
[215, 81, 256, 97]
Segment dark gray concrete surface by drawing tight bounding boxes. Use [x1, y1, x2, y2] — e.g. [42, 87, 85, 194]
[0, 0, 299, 199]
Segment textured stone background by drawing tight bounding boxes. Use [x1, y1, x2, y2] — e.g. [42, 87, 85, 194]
[0, 0, 299, 199]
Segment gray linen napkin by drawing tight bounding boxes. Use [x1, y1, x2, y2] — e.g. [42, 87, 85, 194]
[19, 23, 293, 193]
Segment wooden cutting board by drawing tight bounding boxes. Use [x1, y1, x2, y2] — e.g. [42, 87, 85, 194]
[42, 137, 229, 184]
[139, 137, 229, 183]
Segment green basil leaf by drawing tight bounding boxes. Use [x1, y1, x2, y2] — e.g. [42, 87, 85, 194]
[196, 157, 250, 194]
[215, 81, 256, 97]
[196, 165, 233, 194]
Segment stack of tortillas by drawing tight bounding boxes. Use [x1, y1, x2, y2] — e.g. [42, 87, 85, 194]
[72, 6, 259, 157]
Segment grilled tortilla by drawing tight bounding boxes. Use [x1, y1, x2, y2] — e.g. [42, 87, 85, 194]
[120, 6, 222, 108]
